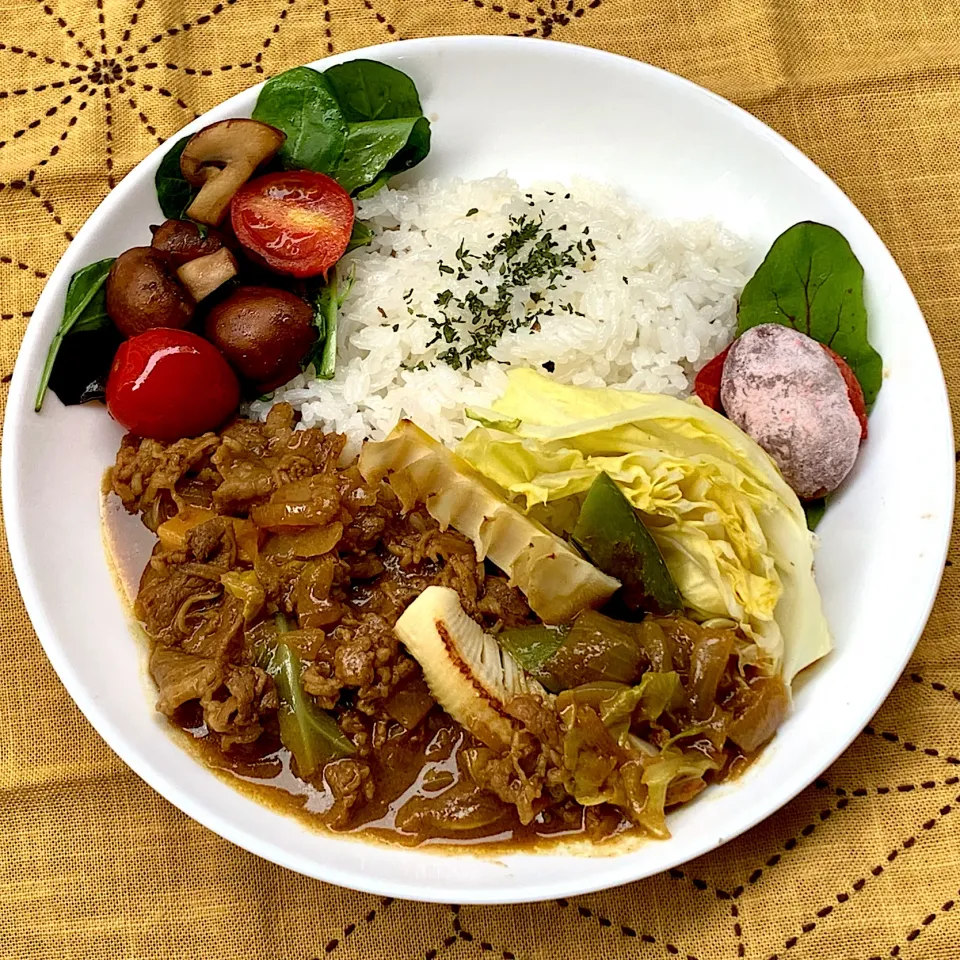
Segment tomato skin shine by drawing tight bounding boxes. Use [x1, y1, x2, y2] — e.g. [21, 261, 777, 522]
[231, 171, 355, 278]
[106, 328, 240, 440]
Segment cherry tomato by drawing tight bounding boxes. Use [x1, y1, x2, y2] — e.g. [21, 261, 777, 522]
[695, 338, 868, 440]
[230, 170, 355, 279]
[693, 345, 730, 412]
[106, 328, 240, 440]
[822, 344, 868, 440]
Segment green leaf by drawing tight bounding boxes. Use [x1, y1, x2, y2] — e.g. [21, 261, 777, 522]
[302, 265, 356, 378]
[35, 258, 116, 411]
[803, 498, 827, 531]
[252, 66, 348, 174]
[346, 219, 373, 252]
[736, 221, 883, 408]
[334, 117, 421, 194]
[323, 59, 423, 122]
[251, 61, 430, 196]
[155, 136, 196, 219]
[355, 170, 393, 199]
[386, 114, 431, 174]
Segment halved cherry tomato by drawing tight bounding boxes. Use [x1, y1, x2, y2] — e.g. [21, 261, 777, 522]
[106, 328, 240, 440]
[692, 345, 730, 412]
[822, 345, 868, 440]
[695, 339, 868, 440]
[230, 170, 354, 279]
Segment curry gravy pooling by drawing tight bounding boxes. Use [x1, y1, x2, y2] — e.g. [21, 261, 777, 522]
[105, 492, 644, 851]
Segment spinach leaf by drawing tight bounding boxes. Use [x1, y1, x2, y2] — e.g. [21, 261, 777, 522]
[46, 326, 123, 407]
[736, 221, 883, 408]
[253, 62, 431, 196]
[252, 66, 347, 174]
[303, 266, 355, 379]
[355, 171, 393, 200]
[35, 257, 116, 411]
[335, 117, 422, 194]
[323, 59, 423, 122]
[388, 114, 431, 174]
[803, 498, 827, 531]
[347, 219, 373, 252]
[155, 136, 196, 219]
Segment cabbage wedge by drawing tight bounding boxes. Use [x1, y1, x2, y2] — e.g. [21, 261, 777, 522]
[359, 419, 619, 624]
[457, 368, 831, 684]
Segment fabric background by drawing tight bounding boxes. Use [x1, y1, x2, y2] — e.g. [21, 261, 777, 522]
[0, 2, 958, 958]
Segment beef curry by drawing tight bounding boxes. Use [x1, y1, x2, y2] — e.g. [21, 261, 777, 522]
[107, 403, 788, 848]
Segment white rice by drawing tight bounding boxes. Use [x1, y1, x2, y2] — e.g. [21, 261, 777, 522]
[249, 175, 750, 458]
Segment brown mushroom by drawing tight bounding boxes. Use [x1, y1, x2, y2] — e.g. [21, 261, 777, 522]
[106, 247, 195, 338]
[205, 286, 316, 392]
[177, 247, 238, 302]
[150, 218, 230, 267]
[180, 119, 285, 226]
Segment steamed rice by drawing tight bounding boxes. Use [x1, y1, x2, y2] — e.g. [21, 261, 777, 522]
[250, 176, 750, 457]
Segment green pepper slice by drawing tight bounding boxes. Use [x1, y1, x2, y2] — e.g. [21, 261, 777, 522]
[572, 472, 682, 616]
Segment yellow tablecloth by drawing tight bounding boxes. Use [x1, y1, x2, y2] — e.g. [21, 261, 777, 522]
[1, 2, 959, 958]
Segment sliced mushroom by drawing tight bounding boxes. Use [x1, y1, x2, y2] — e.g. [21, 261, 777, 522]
[359, 420, 620, 624]
[176, 247, 238, 302]
[180, 119, 285, 226]
[394, 586, 546, 750]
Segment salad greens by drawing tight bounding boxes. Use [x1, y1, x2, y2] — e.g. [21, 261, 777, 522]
[736, 221, 882, 408]
[323, 59, 424, 121]
[304, 265, 355, 379]
[35, 258, 116, 411]
[252, 66, 348, 173]
[155, 136, 197, 219]
[346, 219, 373, 252]
[457, 368, 833, 686]
[252, 60, 431, 196]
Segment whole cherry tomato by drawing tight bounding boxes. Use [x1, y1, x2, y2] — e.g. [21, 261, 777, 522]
[230, 170, 355, 278]
[106, 328, 240, 440]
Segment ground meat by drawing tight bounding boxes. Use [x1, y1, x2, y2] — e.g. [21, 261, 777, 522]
[136, 566, 220, 643]
[206, 664, 277, 749]
[322, 758, 375, 828]
[109, 432, 220, 529]
[121, 406, 724, 846]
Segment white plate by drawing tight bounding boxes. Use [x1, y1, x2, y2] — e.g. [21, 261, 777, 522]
[2, 36, 954, 904]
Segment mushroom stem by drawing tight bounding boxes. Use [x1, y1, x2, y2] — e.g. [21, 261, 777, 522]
[180, 119, 285, 226]
[176, 248, 238, 302]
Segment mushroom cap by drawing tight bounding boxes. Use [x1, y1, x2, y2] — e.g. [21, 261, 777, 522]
[179, 119, 285, 226]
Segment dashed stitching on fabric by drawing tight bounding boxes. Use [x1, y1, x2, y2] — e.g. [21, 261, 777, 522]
[866, 895, 958, 959]
[863, 725, 960, 764]
[764, 795, 960, 958]
[909, 672, 960, 703]
[35, 1, 94, 59]
[465, 0, 601, 37]
[362, 1, 400, 38]
[309, 897, 394, 956]
[555, 897, 701, 959]
[133, 0, 239, 55]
